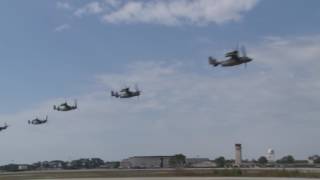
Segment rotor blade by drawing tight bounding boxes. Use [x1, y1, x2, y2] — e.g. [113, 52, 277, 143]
[235, 42, 239, 51]
[134, 84, 139, 91]
[241, 45, 247, 57]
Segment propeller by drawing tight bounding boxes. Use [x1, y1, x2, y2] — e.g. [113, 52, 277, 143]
[235, 42, 239, 52]
[134, 84, 141, 99]
[241, 45, 252, 68]
[241, 45, 247, 57]
[134, 84, 140, 92]
[74, 99, 78, 108]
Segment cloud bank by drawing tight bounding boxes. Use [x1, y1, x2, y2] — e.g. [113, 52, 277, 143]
[67, 0, 259, 26]
[74, 2, 104, 17]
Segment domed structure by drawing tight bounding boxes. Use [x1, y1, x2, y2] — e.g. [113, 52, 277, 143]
[267, 149, 274, 154]
[267, 148, 275, 162]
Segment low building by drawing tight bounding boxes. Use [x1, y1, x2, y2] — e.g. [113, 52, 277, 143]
[18, 164, 30, 171]
[293, 160, 313, 168]
[186, 158, 216, 168]
[101, 161, 120, 169]
[308, 155, 320, 164]
[120, 156, 173, 169]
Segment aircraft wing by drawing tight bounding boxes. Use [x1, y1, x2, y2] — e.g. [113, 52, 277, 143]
[226, 51, 241, 61]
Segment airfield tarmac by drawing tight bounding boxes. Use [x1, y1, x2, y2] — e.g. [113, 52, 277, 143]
[42, 178, 319, 180]
[2, 169, 320, 180]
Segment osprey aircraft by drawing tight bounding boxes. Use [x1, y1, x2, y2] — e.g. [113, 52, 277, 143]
[0, 123, 8, 132]
[209, 46, 252, 67]
[111, 85, 141, 98]
[54, 100, 77, 111]
[28, 116, 48, 125]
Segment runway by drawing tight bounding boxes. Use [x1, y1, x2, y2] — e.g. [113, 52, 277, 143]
[42, 178, 319, 180]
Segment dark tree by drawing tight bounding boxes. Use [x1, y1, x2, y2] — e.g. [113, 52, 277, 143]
[258, 156, 268, 165]
[90, 158, 104, 168]
[169, 154, 186, 168]
[215, 156, 226, 167]
[314, 157, 320, 164]
[277, 155, 295, 164]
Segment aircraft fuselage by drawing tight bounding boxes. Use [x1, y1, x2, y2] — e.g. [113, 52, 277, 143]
[118, 92, 140, 98]
[220, 57, 252, 67]
[55, 107, 76, 111]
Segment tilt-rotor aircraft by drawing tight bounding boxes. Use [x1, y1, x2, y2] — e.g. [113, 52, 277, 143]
[28, 116, 48, 125]
[0, 123, 8, 132]
[209, 46, 253, 67]
[54, 100, 77, 111]
[111, 85, 141, 98]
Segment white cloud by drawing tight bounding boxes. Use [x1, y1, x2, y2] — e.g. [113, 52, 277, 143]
[104, 0, 122, 8]
[54, 24, 70, 32]
[101, 0, 259, 26]
[74, 2, 104, 17]
[56, 1, 72, 10]
[2, 35, 320, 163]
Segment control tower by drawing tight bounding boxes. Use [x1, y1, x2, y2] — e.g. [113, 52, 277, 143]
[235, 144, 242, 167]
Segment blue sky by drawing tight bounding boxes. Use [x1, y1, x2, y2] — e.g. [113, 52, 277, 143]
[0, 0, 320, 164]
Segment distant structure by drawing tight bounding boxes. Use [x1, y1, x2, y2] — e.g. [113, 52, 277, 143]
[120, 156, 172, 169]
[235, 144, 242, 167]
[186, 158, 216, 168]
[308, 155, 320, 165]
[267, 148, 275, 162]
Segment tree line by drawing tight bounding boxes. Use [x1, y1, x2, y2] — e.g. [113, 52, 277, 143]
[0, 158, 120, 171]
[214, 155, 320, 167]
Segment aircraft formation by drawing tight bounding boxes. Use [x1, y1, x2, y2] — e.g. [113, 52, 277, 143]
[28, 100, 78, 126]
[0, 46, 253, 132]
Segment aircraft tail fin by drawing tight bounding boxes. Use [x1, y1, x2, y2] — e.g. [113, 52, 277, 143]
[111, 91, 118, 97]
[208, 57, 219, 66]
